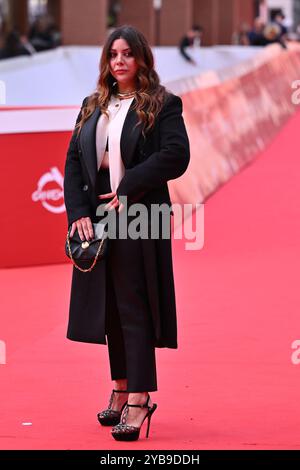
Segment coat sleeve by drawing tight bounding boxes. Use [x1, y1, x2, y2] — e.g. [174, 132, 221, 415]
[63, 97, 92, 227]
[116, 94, 190, 203]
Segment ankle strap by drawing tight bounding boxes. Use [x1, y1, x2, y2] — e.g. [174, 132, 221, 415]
[113, 389, 128, 393]
[127, 394, 150, 409]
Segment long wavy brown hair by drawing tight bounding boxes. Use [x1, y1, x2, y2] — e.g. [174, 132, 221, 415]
[76, 25, 169, 137]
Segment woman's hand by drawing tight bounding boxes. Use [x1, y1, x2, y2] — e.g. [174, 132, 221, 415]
[98, 192, 124, 213]
[70, 217, 94, 241]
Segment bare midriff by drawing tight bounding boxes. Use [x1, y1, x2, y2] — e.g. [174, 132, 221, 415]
[100, 150, 109, 169]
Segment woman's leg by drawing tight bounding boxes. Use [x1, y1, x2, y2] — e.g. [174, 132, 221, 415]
[105, 260, 127, 382]
[96, 168, 130, 410]
[107, 234, 158, 394]
[124, 392, 154, 429]
[108, 234, 157, 427]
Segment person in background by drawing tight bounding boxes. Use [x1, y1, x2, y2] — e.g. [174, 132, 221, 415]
[259, 22, 287, 48]
[232, 22, 251, 45]
[0, 30, 33, 60]
[179, 24, 203, 65]
[272, 9, 288, 40]
[28, 14, 60, 52]
[248, 17, 266, 46]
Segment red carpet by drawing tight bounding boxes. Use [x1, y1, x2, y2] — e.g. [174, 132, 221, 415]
[1, 110, 300, 450]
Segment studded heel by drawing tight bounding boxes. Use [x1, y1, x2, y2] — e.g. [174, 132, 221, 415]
[111, 394, 157, 441]
[97, 389, 128, 426]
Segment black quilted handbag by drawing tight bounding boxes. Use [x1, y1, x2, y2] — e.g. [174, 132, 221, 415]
[65, 222, 108, 272]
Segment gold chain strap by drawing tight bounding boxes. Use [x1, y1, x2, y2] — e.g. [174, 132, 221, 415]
[66, 231, 106, 273]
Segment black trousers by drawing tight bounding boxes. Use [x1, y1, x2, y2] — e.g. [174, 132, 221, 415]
[95, 167, 157, 392]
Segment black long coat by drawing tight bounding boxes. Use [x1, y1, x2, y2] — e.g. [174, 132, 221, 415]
[63, 92, 190, 348]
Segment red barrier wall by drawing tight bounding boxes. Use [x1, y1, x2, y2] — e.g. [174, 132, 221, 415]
[0, 131, 71, 267]
[169, 45, 300, 206]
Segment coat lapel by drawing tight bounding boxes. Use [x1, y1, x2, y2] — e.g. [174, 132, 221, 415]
[120, 101, 143, 169]
[79, 98, 143, 188]
[79, 106, 100, 188]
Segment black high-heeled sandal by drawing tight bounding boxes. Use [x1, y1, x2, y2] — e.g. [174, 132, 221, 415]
[111, 394, 157, 441]
[97, 389, 128, 426]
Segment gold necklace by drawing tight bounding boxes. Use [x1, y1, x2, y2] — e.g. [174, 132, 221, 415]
[116, 90, 136, 98]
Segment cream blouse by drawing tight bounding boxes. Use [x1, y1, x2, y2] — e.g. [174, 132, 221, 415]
[95, 94, 135, 193]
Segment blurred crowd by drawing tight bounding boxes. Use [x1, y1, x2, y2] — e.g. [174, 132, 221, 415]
[0, 14, 60, 60]
[178, 10, 300, 66]
[2, 8, 300, 64]
[233, 10, 297, 48]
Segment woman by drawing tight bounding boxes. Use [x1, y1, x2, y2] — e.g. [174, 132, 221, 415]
[63, 25, 190, 441]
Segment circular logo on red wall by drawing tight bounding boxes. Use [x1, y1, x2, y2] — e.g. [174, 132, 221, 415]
[32, 167, 65, 214]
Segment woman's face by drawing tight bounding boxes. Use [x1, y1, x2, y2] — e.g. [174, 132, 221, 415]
[109, 38, 139, 90]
